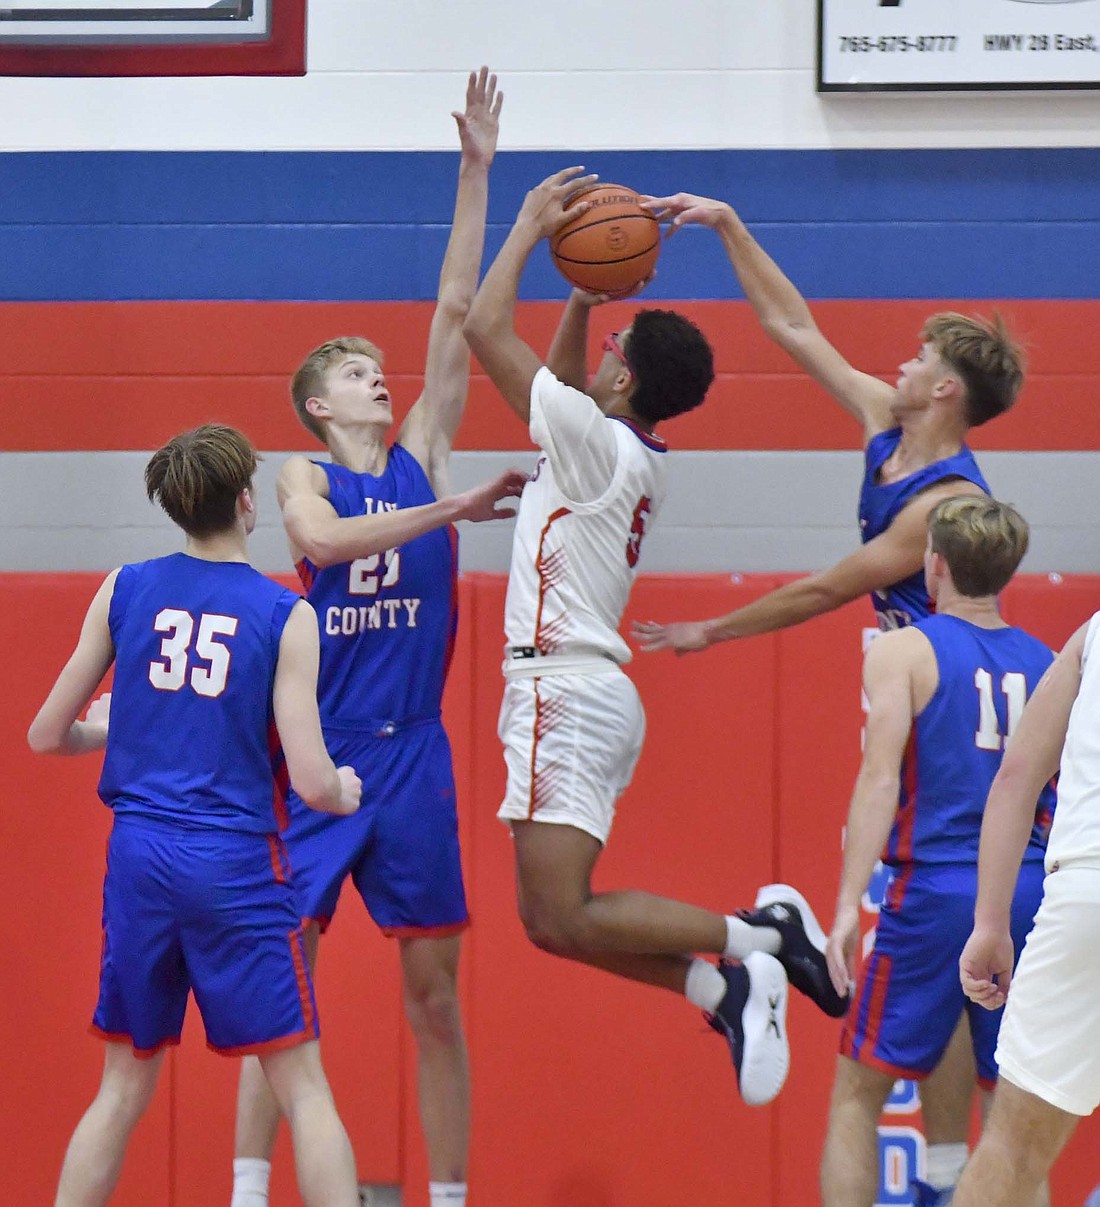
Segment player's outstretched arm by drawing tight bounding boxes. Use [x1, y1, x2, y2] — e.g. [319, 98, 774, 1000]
[273, 600, 361, 815]
[466, 167, 597, 423]
[634, 479, 979, 652]
[28, 570, 118, 755]
[825, 630, 921, 997]
[278, 454, 525, 569]
[400, 67, 502, 491]
[961, 624, 1085, 1008]
[642, 191, 894, 441]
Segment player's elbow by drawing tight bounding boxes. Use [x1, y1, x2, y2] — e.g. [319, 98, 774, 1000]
[27, 717, 63, 755]
[437, 281, 476, 326]
[802, 576, 853, 616]
[463, 303, 496, 355]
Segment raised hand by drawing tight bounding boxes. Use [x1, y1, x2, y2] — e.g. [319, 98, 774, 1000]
[456, 468, 529, 523]
[569, 270, 656, 308]
[632, 618, 711, 655]
[640, 192, 734, 236]
[453, 66, 503, 170]
[517, 167, 599, 241]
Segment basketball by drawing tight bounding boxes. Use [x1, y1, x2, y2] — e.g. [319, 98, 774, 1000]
[550, 183, 660, 297]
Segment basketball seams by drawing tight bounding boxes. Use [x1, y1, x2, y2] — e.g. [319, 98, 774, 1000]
[549, 181, 661, 294]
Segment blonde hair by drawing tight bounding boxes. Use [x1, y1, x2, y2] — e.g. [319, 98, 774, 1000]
[919, 312, 1024, 428]
[928, 495, 1030, 597]
[290, 337, 384, 444]
[145, 424, 258, 537]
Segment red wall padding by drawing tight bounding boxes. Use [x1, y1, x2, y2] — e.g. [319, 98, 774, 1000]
[4, 571, 1099, 1207]
[3, 299, 1099, 452]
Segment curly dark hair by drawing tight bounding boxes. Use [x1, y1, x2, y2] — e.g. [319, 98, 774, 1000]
[622, 309, 715, 425]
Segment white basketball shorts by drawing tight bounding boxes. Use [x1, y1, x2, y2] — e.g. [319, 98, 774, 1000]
[995, 864, 1100, 1116]
[496, 667, 645, 845]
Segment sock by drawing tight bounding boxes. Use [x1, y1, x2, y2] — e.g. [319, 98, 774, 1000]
[925, 1142, 968, 1190]
[724, 914, 780, 959]
[429, 1182, 467, 1207]
[231, 1157, 271, 1207]
[684, 958, 728, 1013]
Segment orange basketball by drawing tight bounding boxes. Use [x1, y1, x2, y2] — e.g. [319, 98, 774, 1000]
[549, 183, 660, 297]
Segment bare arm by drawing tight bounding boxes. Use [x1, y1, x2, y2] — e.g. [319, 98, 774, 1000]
[825, 630, 925, 995]
[28, 570, 118, 755]
[465, 167, 597, 425]
[278, 454, 525, 570]
[635, 479, 981, 652]
[272, 600, 360, 815]
[642, 192, 895, 439]
[546, 291, 597, 389]
[399, 67, 502, 492]
[961, 626, 1084, 1008]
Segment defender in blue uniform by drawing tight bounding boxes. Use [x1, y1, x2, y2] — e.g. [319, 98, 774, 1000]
[231, 70, 524, 1207]
[285, 449, 467, 938]
[28, 424, 362, 1207]
[633, 189, 1028, 1206]
[820, 497, 1054, 1207]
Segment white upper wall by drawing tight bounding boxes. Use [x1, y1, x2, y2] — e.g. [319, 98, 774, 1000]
[1, 0, 1099, 151]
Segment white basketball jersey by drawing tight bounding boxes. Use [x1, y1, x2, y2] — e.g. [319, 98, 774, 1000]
[503, 366, 668, 668]
[1046, 611, 1100, 868]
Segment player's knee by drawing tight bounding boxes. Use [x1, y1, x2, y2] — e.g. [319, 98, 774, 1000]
[518, 899, 589, 959]
[97, 1077, 156, 1130]
[405, 984, 464, 1048]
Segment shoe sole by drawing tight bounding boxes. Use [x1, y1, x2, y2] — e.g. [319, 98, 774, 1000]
[738, 951, 790, 1107]
[754, 882, 828, 954]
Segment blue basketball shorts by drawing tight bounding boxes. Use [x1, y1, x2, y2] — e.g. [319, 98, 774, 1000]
[840, 860, 1045, 1087]
[93, 814, 319, 1058]
[282, 719, 468, 937]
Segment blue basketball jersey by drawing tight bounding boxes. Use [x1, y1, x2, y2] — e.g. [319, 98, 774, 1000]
[859, 428, 989, 629]
[296, 446, 458, 729]
[884, 615, 1056, 867]
[98, 553, 299, 833]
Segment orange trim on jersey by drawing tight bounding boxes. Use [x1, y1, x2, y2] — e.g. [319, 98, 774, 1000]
[381, 919, 471, 940]
[533, 506, 571, 655]
[289, 927, 318, 1038]
[209, 1026, 317, 1059]
[841, 949, 894, 1065]
[90, 1025, 181, 1060]
[841, 1042, 930, 1084]
[883, 863, 913, 913]
[295, 556, 315, 592]
[266, 833, 288, 885]
[885, 731, 919, 866]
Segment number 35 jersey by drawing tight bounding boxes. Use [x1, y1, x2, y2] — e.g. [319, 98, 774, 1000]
[884, 613, 1056, 867]
[99, 553, 299, 833]
[504, 367, 668, 668]
[296, 447, 458, 729]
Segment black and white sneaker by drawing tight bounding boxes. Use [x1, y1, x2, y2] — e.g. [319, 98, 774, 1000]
[707, 951, 789, 1107]
[738, 883, 850, 1019]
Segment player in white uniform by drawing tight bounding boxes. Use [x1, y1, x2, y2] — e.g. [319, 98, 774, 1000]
[954, 613, 1100, 1206]
[464, 167, 847, 1107]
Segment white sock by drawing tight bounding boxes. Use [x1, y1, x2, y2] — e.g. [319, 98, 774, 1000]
[684, 958, 728, 1013]
[925, 1142, 968, 1189]
[429, 1182, 467, 1207]
[724, 914, 780, 959]
[231, 1157, 271, 1207]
